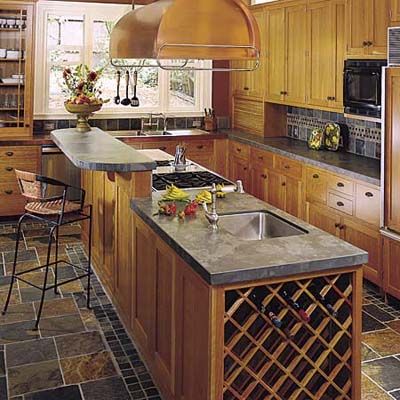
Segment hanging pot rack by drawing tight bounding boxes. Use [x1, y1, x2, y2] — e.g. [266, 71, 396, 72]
[109, 0, 261, 72]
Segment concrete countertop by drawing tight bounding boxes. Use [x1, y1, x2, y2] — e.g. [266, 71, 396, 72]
[227, 130, 381, 186]
[51, 128, 157, 172]
[131, 191, 368, 286]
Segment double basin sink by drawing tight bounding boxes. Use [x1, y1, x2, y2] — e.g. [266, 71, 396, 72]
[218, 211, 308, 241]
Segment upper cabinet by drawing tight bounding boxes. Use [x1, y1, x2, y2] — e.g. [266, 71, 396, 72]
[347, 0, 390, 57]
[231, 8, 266, 100]
[0, 1, 35, 138]
[391, 0, 400, 23]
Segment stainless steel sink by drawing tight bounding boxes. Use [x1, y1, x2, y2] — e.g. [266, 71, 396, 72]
[218, 211, 308, 241]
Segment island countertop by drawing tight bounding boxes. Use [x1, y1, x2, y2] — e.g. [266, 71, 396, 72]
[51, 127, 157, 172]
[131, 191, 368, 285]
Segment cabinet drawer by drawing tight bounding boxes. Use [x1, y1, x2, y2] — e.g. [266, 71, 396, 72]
[327, 176, 354, 196]
[0, 181, 20, 196]
[328, 192, 353, 216]
[0, 146, 40, 162]
[142, 141, 179, 155]
[0, 193, 26, 216]
[0, 161, 38, 182]
[275, 156, 302, 179]
[229, 141, 250, 160]
[184, 140, 214, 155]
[306, 168, 327, 204]
[251, 147, 273, 169]
[355, 184, 380, 226]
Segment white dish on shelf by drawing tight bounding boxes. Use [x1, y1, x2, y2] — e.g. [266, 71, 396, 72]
[11, 74, 24, 79]
[0, 49, 6, 58]
[1, 78, 23, 85]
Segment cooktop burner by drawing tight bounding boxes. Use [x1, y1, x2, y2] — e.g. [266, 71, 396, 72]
[155, 160, 172, 168]
[152, 171, 232, 191]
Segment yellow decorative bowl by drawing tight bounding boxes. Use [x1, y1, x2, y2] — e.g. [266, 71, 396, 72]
[64, 102, 102, 133]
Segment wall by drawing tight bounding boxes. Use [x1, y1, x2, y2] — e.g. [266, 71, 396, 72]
[287, 107, 381, 159]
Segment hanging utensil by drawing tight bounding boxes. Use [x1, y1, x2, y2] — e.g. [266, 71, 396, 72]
[114, 70, 121, 105]
[121, 70, 131, 106]
[131, 70, 140, 107]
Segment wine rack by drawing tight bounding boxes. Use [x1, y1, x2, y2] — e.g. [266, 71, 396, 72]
[223, 273, 356, 400]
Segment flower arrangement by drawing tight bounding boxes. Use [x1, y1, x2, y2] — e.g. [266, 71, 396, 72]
[63, 64, 109, 106]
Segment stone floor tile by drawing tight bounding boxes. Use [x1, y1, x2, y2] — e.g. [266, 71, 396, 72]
[362, 343, 380, 362]
[33, 297, 77, 319]
[55, 331, 105, 358]
[0, 320, 39, 344]
[24, 385, 83, 400]
[364, 304, 397, 323]
[79, 309, 100, 331]
[6, 338, 57, 368]
[19, 288, 60, 303]
[60, 350, 117, 384]
[59, 280, 83, 295]
[39, 314, 86, 338]
[0, 376, 7, 400]
[8, 360, 63, 397]
[363, 329, 400, 357]
[0, 303, 35, 325]
[81, 376, 131, 400]
[363, 357, 400, 391]
[17, 271, 54, 289]
[3, 249, 37, 264]
[391, 389, 400, 399]
[0, 289, 20, 306]
[5, 260, 40, 275]
[363, 311, 386, 333]
[361, 374, 395, 399]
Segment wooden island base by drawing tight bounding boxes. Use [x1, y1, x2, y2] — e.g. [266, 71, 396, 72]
[82, 170, 363, 400]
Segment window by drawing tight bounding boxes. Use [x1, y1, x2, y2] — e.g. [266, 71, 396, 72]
[34, 1, 212, 118]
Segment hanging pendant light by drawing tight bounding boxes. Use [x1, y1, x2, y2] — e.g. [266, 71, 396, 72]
[109, 0, 260, 71]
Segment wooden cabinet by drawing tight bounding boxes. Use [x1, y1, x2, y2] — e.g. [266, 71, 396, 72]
[391, 0, 400, 23]
[385, 68, 400, 234]
[307, 202, 340, 236]
[307, 0, 345, 109]
[250, 164, 269, 201]
[0, 145, 40, 216]
[232, 96, 265, 136]
[228, 141, 250, 190]
[383, 235, 400, 299]
[347, 0, 390, 57]
[0, 2, 35, 138]
[183, 139, 215, 171]
[142, 141, 180, 155]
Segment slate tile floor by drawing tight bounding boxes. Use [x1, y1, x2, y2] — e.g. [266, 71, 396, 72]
[0, 221, 161, 400]
[1, 221, 400, 399]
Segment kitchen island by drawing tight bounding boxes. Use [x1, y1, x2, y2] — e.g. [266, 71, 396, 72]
[53, 127, 367, 400]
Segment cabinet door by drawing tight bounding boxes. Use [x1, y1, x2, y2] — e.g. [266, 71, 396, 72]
[285, 3, 307, 105]
[265, 7, 285, 102]
[391, 0, 400, 23]
[285, 176, 303, 219]
[229, 155, 250, 191]
[231, 60, 250, 97]
[383, 236, 400, 299]
[92, 172, 105, 269]
[347, 0, 369, 56]
[0, 3, 34, 138]
[307, 1, 334, 108]
[306, 203, 340, 236]
[369, 0, 389, 56]
[385, 68, 400, 234]
[342, 218, 382, 286]
[267, 171, 285, 211]
[305, 167, 327, 204]
[250, 165, 268, 201]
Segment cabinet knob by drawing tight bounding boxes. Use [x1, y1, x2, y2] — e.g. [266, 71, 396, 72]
[367, 41, 373, 46]
[284, 165, 290, 169]
[337, 201, 345, 207]
[312, 174, 319, 179]
[261, 174, 267, 179]
[258, 156, 263, 161]
[243, 167, 248, 171]
[335, 223, 341, 228]
[4, 190, 12, 195]
[236, 148, 241, 152]
[244, 87, 249, 91]
[5, 167, 13, 172]
[363, 40, 368, 47]
[365, 192, 374, 198]
[337, 182, 344, 188]
[5, 151, 13, 157]
[196, 145, 204, 150]
[282, 182, 286, 187]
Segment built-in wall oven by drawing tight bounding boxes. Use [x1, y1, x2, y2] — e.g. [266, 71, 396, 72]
[344, 59, 387, 118]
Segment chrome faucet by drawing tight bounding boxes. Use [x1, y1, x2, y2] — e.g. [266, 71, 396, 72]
[202, 180, 245, 230]
[141, 113, 168, 132]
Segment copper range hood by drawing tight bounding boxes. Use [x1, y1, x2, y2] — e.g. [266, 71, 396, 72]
[109, 0, 261, 71]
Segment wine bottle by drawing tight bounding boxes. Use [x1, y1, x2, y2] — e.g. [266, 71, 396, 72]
[310, 285, 338, 318]
[281, 290, 311, 323]
[249, 287, 283, 329]
[268, 311, 283, 329]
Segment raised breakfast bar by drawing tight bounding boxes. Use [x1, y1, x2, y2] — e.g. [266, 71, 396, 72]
[52, 128, 367, 400]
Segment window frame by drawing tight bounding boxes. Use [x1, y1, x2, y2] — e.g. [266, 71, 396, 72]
[34, 1, 212, 119]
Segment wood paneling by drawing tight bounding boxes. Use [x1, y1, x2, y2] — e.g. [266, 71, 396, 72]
[383, 236, 400, 299]
[232, 96, 265, 136]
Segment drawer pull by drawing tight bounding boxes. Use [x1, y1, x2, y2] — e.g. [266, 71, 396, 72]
[236, 148, 242, 152]
[284, 165, 290, 169]
[282, 182, 286, 187]
[159, 146, 167, 151]
[313, 174, 319, 179]
[337, 201, 345, 207]
[5, 151, 14, 157]
[261, 174, 267, 179]
[244, 87, 249, 91]
[337, 182, 344, 188]
[335, 223, 341, 228]
[365, 192, 374, 198]
[196, 145, 204, 150]
[5, 167, 13, 172]
[243, 167, 248, 171]
[258, 156, 263, 161]
[4, 190, 13, 195]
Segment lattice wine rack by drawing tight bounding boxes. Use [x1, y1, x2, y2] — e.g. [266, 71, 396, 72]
[223, 272, 356, 400]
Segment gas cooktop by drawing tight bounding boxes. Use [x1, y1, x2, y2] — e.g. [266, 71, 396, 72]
[152, 171, 233, 191]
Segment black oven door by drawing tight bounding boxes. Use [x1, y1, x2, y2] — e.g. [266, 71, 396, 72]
[344, 68, 381, 110]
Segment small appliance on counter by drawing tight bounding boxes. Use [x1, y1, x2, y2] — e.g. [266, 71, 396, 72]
[344, 59, 386, 119]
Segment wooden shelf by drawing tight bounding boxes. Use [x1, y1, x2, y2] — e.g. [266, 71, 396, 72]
[0, 28, 26, 32]
[0, 59, 25, 63]
[0, 108, 23, 111]
[0, 83, 24, 86]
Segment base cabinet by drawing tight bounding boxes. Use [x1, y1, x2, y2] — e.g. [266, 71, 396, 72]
[383, 236, 400, 299]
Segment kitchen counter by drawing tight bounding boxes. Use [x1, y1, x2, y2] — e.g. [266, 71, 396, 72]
[51, 128, 157, 172]
[227, 130, 381, 186]
[131, 190, 368, 285]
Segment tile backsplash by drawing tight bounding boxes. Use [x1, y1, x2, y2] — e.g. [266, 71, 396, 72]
[287, 107, 382, 159]
[33, 116, 231, 135]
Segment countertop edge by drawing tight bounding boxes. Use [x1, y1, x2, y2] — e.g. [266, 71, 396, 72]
[227, 131, 381, 187]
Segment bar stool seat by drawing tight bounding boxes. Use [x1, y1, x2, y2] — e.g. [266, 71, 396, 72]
[2, 170, 93, 330]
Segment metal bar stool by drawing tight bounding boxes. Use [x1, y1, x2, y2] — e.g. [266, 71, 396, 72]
[2, 170, 93, 330]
